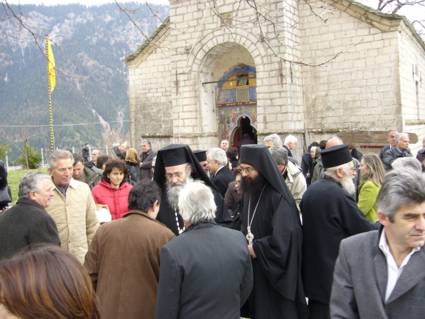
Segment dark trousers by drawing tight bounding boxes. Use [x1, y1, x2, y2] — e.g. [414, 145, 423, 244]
[308, 300, 329, 319]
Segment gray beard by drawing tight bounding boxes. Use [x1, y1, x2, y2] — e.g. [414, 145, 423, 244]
[340, 176, 356, 197]
[166, 177, 193, 210]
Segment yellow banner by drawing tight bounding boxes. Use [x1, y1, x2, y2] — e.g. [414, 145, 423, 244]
[46, 37, 56, 92]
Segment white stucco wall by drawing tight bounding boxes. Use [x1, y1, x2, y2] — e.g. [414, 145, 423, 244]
[299, 0, 402, 136]
[399, 22, 425, 152]
[127, 0, 425, 152]
[127, 26, 173, 149]
[168, 0, 305, 148]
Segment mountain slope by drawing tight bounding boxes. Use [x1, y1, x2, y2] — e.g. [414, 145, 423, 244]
[0, 3, 168, 159]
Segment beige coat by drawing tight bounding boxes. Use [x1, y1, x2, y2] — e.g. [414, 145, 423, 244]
[284, 161, 307, 211]
[46, 178, 98, 263]
[84, 211, 174, 319]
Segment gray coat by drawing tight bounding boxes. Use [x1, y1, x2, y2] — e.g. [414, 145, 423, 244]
[382, 147, 412, 170]
[330, 229, 425, 319]
[155, 222, 253, 319]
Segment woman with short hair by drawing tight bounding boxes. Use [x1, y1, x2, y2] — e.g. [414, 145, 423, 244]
[91, 159, 132, 220]
[0, 245, 99, 319]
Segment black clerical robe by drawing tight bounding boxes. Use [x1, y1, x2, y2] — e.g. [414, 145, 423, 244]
[301, 176, 376, 306]
[157, 186, 231, 235]
[240, 183, 308, 319]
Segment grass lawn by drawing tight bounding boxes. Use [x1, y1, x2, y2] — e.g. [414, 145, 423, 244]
[7, 167, 48, 203]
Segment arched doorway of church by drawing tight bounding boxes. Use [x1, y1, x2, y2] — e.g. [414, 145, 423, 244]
[215, 63, 257, 149]
[197, 43, 256, 148]
[231, 115, 257, 152]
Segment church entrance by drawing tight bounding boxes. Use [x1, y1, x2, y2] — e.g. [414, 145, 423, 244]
[216, 63, 257, 150]
[197, 43, 257, 148]
[231, 115, 257, 151]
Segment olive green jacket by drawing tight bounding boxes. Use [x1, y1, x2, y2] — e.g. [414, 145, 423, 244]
[357, 180, 380, 223]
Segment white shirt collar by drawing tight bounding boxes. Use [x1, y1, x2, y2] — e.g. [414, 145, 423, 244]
[378, 230, 421, 302]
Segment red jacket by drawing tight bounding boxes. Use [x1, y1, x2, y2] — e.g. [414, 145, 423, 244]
[92, 180, 132, 220]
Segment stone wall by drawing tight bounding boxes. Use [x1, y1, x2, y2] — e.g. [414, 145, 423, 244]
[127, 0, 425, 154]
[399, 22, 425, 152]
[299, 0, 401, 144]
[169, 0, 305, 149]
[127, 25, 173, 148]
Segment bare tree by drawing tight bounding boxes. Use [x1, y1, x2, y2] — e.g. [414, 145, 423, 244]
[368, 0, 425, 35]
[376, 0, 425, 14]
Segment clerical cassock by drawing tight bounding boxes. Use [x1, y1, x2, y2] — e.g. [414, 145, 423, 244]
[239, 144, 308, 319]
[154, 144, 231, 235]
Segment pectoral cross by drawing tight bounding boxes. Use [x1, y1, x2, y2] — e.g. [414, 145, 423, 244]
[246, 226, 254, 245]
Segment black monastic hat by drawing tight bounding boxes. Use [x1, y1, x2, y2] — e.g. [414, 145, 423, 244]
[239, 144, 293, 199]
[321, 144, 352, 169]
[160, 146, 191, 167]
[154, 144, 215, 189]
[193, 150, 207, 162]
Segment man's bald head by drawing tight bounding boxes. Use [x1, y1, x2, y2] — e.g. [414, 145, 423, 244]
[326, 136, 344, 149]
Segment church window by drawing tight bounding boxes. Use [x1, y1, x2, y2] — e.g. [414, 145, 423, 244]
[237, 74, 249, 86]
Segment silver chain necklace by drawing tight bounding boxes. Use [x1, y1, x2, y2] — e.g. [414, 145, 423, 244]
[174, 209, 185, 234]
[246, 185, 266, 245]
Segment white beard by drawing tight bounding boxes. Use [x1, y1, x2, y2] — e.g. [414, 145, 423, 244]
[166, 177, 193, 210]
[340, 176, 356, 197]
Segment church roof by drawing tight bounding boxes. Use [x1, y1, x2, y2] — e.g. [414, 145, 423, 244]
[124, 0, 424, 63]
[332, 0, 425, 51]
[125, 17, 170, 64]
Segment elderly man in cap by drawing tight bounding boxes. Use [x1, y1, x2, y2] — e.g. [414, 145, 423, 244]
[238, 144, 307, 319]
[156, 181, 253, 319]
[301, 144, 376, 319]
[154, 144, 231, 235]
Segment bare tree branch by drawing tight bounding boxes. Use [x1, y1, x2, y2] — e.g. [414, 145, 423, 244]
[302, 0, 329, 23]
[412, 19, 425, 32]
[114, 0, 151, 41]
[2, 0, 44, 53]
[377, 0, 395, 11]
[145, 1, 164, 24]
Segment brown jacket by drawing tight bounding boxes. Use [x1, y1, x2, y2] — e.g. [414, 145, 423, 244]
[84, 211, 174, 319]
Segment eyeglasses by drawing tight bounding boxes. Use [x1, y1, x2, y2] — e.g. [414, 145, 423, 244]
[240, 166, 256, 174]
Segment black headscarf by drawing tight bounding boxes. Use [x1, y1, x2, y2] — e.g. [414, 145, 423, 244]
[239, 144, 293, 199]
[154, 144, 215, 190]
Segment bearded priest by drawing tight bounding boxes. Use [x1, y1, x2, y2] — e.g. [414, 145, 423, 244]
[238, 144, 308, 319]
[153, 144, 231, 235]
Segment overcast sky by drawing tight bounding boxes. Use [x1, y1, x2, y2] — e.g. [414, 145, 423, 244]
[5, 0, 424, 20]
[6, 0, 169, 5]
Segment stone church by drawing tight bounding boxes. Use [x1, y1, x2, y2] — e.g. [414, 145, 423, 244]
[125, 0, 425, 155]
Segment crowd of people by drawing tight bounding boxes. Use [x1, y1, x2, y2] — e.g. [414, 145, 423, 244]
[0, 130, 425, 319]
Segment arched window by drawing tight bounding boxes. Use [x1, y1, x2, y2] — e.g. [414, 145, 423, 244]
[216, 65, 256, 107]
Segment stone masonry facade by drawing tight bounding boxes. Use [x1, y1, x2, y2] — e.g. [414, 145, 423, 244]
[126, 0, 425, 157]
